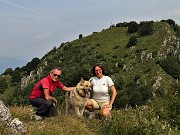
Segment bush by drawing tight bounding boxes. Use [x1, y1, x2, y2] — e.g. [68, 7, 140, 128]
[129, 91, 143, 107]
[154, 87, 166, 98]
[159, 54, 180, 79]
[137, 85, 152, 101]
[79, 34, 83, 39]
[126, 36, 137, 48]
[0, 77, 8, 94]
[128, 21, 138, 33]
[117, 82, 152, 108]
[3, 68, 13, 76]
[167, 84, 180, 129]
[138, 22, 153, 36]
[101, 106, 179, 135]
[116, 95, 129, 108]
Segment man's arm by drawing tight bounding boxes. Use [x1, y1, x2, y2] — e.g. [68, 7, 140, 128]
[44, 88, 57, 103]
[62, 86, 75, 92]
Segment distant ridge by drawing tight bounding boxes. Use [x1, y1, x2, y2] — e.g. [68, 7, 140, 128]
[0, 56, 26, 74]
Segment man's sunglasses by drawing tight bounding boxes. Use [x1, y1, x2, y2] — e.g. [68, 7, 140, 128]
[53, 74, 61, 78]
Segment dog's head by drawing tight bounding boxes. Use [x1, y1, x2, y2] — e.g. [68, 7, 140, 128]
[76, 78, 92, 97]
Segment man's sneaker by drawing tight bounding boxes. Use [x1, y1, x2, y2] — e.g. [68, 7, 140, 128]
[31, 114, 43, 121]
[35, 114, 43, 121]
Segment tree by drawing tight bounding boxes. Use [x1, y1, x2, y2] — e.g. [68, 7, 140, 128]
[26, 57, 40, 74]
[79, 34, 83, 39]
[128, 21, 138, 33]
[138, 22, 153, 36]
[137, 85, 152, 101]
[117, 95, 129, 108]
[159, 54, 180, 79]
[12, 70, 21, 84]
[0, 77, 8, 94]
[129, 91, 143, 107]
[166, 19, 175, 27]
[3, 68, 13, 76]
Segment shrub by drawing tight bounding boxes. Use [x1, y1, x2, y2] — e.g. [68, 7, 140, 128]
[118, 82, 152, 108]
[159, 54, 180, 79]
[113, 45, 120, 49]
[101, 106, 179, 135]
[126, 36, 137, 48]
[129, 91, 143, 107]
[79, 34, 83, 39]
[137, 85, 152, 102]
[3, 68, 13, 76]
[138, 22, 153, 36]
[154, 87, 166, 98]
[117, 95, 129, 108]
[128, 21, 138, 33]
[116, 22, 129, 27]
[0, 77, 8, 94]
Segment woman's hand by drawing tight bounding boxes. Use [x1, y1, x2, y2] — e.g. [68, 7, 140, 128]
[102, 104, 112, 109]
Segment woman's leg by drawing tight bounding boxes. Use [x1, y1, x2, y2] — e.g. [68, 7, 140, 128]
[86, 99, 94, 111]
[100, 102, 112, 119]
[101, 107, 111, 118]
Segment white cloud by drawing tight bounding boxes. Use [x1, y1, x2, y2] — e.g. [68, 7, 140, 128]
[0, 0, 40, 14]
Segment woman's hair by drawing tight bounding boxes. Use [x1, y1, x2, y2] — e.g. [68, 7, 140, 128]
[92, 63, 106, 76]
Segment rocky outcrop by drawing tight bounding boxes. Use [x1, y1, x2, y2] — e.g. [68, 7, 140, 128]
[0, 100, 27, 134]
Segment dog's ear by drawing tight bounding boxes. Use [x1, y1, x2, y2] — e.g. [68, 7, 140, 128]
[80, 77, 85, 83]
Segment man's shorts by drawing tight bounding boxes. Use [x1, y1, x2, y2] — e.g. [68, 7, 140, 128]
[90, 99, 112, 110]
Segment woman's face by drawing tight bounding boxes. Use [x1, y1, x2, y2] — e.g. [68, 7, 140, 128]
[95, 66, 103, 78]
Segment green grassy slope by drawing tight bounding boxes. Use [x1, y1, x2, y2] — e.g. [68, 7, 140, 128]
[39, 22, 178, 91]
[0, 21, 180, 134]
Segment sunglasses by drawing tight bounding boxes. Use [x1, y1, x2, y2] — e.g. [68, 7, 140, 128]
[53, 74, 61, 78]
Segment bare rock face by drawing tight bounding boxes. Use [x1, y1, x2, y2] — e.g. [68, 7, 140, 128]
[0, 100, 27, 134]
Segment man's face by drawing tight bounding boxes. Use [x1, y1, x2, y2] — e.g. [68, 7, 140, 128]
[50, 69, 62, 81]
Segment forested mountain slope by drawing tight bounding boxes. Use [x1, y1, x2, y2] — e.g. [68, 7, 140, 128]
[0, 19, 180, 134]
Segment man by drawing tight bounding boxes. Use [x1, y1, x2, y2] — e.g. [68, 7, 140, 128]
[29, 67, 74, 120]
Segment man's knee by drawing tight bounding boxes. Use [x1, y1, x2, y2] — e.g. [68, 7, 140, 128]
[45, 99, 53, 108]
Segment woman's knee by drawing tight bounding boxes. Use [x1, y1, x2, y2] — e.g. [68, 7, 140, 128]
[101, 109, 111, 117]
[86, 99, 94, 110]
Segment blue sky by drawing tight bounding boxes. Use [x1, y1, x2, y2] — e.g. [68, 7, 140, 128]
[0, 0, 180, 74]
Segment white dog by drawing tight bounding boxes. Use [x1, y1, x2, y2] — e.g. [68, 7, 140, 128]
[66, 78, 92, 117]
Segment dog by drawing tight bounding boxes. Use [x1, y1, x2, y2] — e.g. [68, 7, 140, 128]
[0, 100, 27, 135]
[66, 78, 92, 117]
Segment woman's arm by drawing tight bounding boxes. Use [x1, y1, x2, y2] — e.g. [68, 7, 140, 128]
[109, 85, 117, 107]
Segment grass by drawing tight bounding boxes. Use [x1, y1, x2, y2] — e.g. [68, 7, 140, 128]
[0, 105, 102, 135]
[1, 105, 180, 135]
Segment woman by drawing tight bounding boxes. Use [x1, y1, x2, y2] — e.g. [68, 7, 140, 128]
[86, 64, 117, 119]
